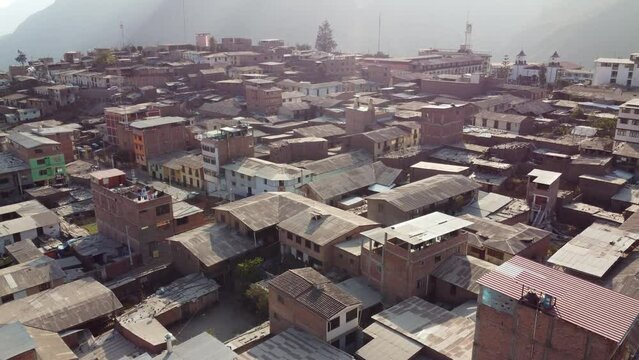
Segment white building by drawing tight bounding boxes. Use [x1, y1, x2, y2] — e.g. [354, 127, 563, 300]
[0, 200, 60, 253]
[277, 80, 343, 97]
[593, 53, 639, 87]
[51, 69, 124, 89]
[509, 50, 540, 82]
[201, 125, 254, 196]
[222, 157, 312, 198]
[615, 99, 639, 145]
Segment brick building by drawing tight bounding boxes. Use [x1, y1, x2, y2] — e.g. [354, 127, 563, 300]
[269, 268, 362, 350]
[269, 137, 328, 163]
[342, 126, 416, 160]
[129, 116, 190, 171]
[474, 256, 639, 360]
[419, 103, 465, 146]
[245, 79, 283, 115]
[90, 169, 204, 264]
[359, 212, 472, 303]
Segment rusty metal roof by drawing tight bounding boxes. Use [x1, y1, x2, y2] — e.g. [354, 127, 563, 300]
[477, 256, 639, 343]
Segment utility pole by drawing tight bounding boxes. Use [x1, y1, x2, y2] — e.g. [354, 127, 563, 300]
[182, 0, 187, 43]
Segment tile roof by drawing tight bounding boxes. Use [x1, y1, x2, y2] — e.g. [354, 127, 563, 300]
[269, 268, 360, 319]
[477, 256, 639, 343]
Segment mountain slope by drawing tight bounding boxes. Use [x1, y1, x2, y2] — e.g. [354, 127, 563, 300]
[0, 0, 635, 70]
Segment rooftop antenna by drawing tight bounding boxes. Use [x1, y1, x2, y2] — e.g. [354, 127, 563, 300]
[120, 22, 125, 50]
[377, 13, 381, 54]
[462, 13, 472, 53]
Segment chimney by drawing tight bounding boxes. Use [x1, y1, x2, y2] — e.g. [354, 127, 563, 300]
[165, 333, 175, 353]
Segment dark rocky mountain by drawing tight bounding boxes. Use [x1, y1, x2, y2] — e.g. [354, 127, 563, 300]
[0, 0, 636, 69]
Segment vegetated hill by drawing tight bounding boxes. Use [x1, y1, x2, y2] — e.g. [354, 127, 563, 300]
[0, 0, 635, 70]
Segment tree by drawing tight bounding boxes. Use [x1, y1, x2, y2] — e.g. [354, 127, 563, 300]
[590, 116, 616, 138]
[245, 284, 269, 317]
[538, 64, 547, 86]
[94, 50, 117, 69]
[295, 43, 312, 51]
[497, 55, 511, 80]
[15, 50, 27, 66]
[571, 106, 585, 119]
[315, 20, 337, 53]
[235, 257, 264, 290]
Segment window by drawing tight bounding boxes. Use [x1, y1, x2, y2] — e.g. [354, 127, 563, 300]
[295, 235, 301, 244]
[39, 282, 51, 291]
[346, 308, 358, 322]
[434, 255, 441, 263]
[39, 169, 48, 176]
[450, 284, 457, 296]
[277, 294, 284, 304]
[176, 217, 189, 226]
[34, 149, 43, 154]
[155, 204, 170, 216]
[264, 179, 267, 185]
[621, 118, 629, 124]
[36, 158, 46, 165]
[328, 317, 340, 331]
[272, 311, 279, 320]
[287, 231, 292, 240]
[313, 244, 320, 252]
[305, 240, 311, 248]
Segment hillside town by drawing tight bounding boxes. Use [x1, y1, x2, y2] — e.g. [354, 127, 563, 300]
[1, 20, 639, 360]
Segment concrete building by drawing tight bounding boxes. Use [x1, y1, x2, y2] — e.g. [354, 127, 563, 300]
[419, 103, 465, 146]
[526, 169, 561, 226]
[277, 80, 343, 97]
[593, 53, 639, 87]
[615, 99, 639, 145]
[366, 174, 480, 226]
[201, 124, 255, 195]
[461, 214, 551, 265]
[30, 124, 79, 164]
[359, 212, 473, 302]
[474, 256, 639, 360]
[103, 102, 166, 145]
[129, 116, 191, 171]
[222, 157, 312, 198]
[7, 132, 67, 186]
[245, 79, 282, 115]
[269, 268, 362, 350]
[0, 200, 60, 253]
[195, 33, 212, 48]
[220, 38, 252, 52]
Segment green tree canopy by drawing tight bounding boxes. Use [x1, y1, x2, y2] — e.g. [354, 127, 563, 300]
[315, 20, 337, 53]
[15, 50, 27, 66]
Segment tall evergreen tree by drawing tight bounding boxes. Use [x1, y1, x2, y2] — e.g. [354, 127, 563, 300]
[315, 20, 337, 53]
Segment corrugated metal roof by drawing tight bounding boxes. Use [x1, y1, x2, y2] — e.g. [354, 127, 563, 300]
[528, 169, 561, 185]
[306, 161, 401, 201]
[431, 255, 497, 294]
[477, 256, 639, 343]
[0, 278, 122, 332]
[460, 214, 550, 255]
[166, 223, 258, 267]
[0, 257, 66, 297]
[301, 150, 373, 176]
[385, 212, 473, 246]
[357, 322, 421, 360]
[366, 174, 480, 213]
[548, 223, 639, 278]
[240, 327, 353, 360]
[369, 297, 475, 360]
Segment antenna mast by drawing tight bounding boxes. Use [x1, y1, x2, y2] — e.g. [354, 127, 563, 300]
[377, 13, 381, 54]
[182, 0, 187, 43]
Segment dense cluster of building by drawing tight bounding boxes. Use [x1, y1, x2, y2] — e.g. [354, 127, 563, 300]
[1, 25, 639, 360]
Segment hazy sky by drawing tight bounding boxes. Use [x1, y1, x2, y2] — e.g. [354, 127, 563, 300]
[0, 0, 54, 36]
